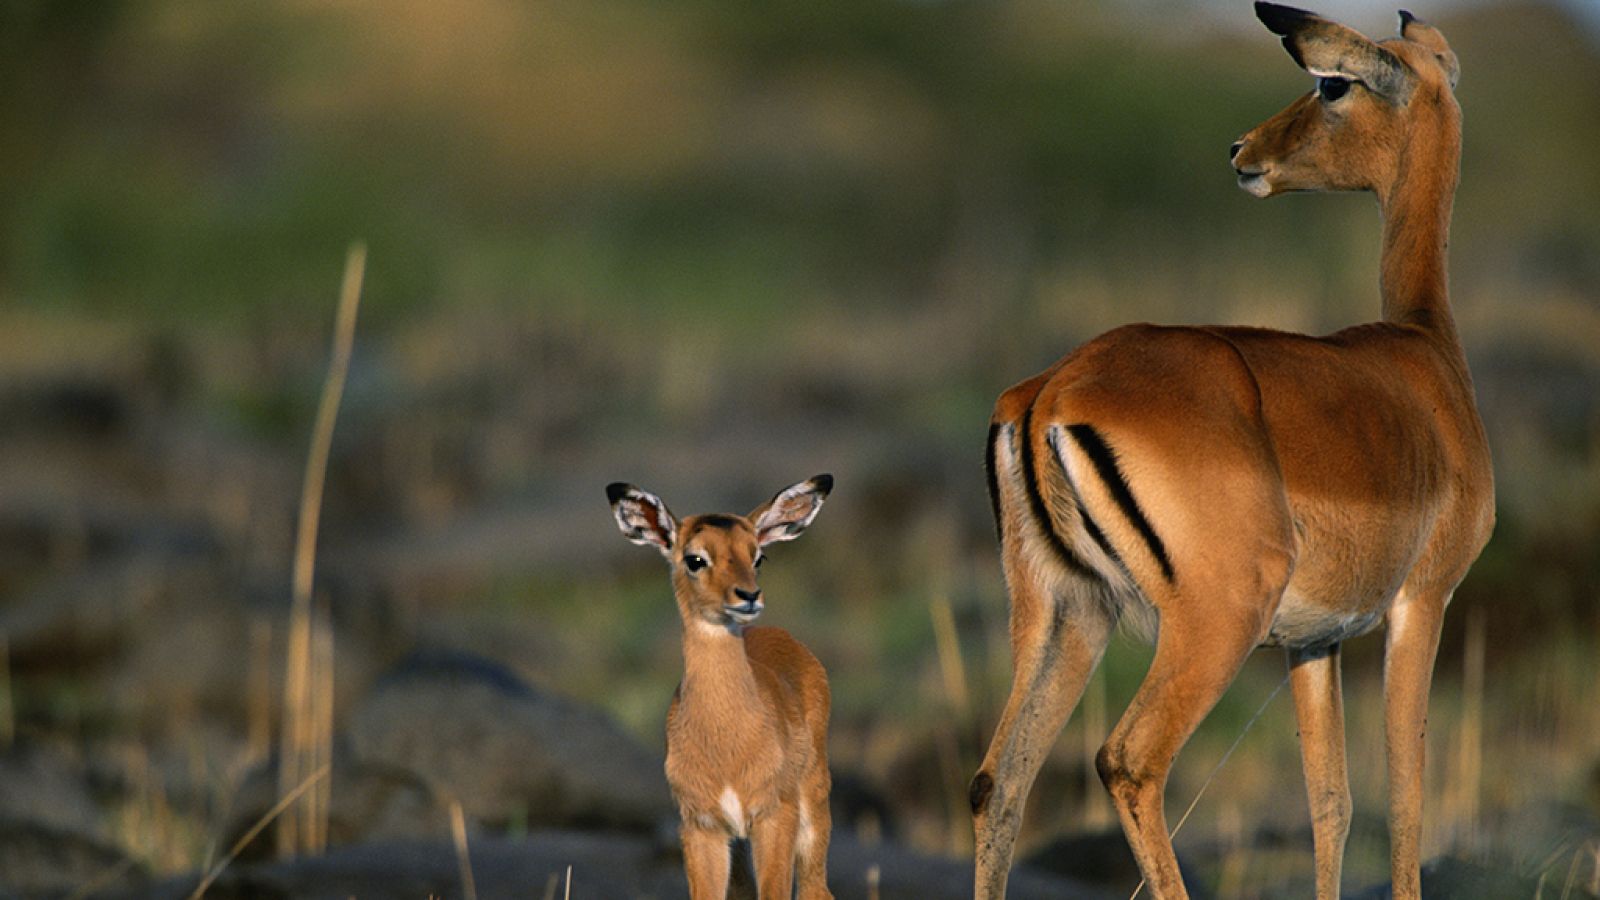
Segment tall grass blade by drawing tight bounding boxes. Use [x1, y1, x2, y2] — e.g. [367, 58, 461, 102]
[277, 243, 365, 858]
[189, 764, 331, 900]
[450, 800, 478, 900]
[0, 631, 11, 749]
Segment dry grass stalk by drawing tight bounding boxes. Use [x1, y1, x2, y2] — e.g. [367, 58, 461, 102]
[0, 631, 12, 749]
[1588, 841, 1600, 897]
[541, 872, 559, 900]
[931, 592, 975, 853]
[564, 864, 573, 900]
[188, 764, 331, 900]
[307, 603, 336, 853]
[450, 800, 478, 900]
[866, 863, 881, 900]
[247, 619, 272, 766]
[277, 243, 366, 859]
[931, 593, 970, 722]
[1451, 606, 1485, 849]
[1559, 843, 1583, 900]
[1081, 667, 1109, 829]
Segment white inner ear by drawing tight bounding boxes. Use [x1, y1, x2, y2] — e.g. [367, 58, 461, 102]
[755, 488, 822, 544]
[615, 494, 675, 554]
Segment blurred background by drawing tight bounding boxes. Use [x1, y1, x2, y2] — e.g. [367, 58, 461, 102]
[1, 0, 1597, 896]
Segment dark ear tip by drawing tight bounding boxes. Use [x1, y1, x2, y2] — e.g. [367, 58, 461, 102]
[812, 473, 834, 495]
[606, 482, 631, 504]
[1255, 1, 1310, 35]
[1398, 9, 1417, 26]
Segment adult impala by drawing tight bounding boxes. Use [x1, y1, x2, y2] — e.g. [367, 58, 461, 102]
[609, 476, 835, 900]
[967, 5, 1492, 898]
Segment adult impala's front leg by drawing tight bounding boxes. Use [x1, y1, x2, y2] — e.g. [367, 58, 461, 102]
[1383, 589, 1449, 900]
[1288, 644, 1351, 900]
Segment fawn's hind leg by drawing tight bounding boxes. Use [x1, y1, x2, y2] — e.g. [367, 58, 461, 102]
[794, 764, 833, 899]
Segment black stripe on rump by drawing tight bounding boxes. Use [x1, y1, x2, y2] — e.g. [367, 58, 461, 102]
[984, 422, 1005, 543]
[1065, 423, 1175, 583]
[1020, 405, 1096, 579]
[1045, 427, 1123, 571]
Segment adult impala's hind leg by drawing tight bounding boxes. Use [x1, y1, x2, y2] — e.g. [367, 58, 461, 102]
[971, 565, 1114, 899]
[1097, 578, 1284, 899]
[1288, 644, 1351, 900]
[1384, 590, 1448, 900]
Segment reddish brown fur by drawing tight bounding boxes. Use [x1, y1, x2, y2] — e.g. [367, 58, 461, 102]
[610, 480, 834, 900]
[971, 6, 1491, 900]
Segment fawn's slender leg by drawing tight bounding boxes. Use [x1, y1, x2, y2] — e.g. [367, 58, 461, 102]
[1288, 643, 1352, 900]
[751, 801, 800, 900]
[794, 773, 833, 900]
[681, 823, 731, 900]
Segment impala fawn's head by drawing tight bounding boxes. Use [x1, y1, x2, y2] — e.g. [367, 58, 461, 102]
[607, 475, 833, 633]
[1232, 2, 1460, 200]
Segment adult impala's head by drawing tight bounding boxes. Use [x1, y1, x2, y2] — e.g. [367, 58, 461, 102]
[1232, 2, 1460, 201]
[608, 475, 833, 632]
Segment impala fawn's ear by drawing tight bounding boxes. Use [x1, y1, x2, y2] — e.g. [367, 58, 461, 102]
[1256, 1, 1414, 101]
[1399, 10, 1459, 88]
[607, 482, 677, 558]
[750, 474, 833, 546]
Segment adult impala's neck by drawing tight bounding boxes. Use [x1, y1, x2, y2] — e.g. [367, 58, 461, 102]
[1377, 104, 1460, 341]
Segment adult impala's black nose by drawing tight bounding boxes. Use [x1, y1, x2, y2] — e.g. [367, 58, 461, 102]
[734, 587, 761, 604]
[1230, 141, 1244, 161]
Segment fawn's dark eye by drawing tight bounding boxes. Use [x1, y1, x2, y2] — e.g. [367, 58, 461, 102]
[1317, 76, 1351, 102]
[683, 554, 708, 572]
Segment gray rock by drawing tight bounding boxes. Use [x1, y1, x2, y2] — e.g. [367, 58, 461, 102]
[345, 648, 673, 832]
[0, 740, 109, 843]
[1350, 855, 1557, 899]
[0, 816, 142, 898]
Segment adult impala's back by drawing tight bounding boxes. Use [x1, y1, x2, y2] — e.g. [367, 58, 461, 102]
[968, 5, 1492, 899]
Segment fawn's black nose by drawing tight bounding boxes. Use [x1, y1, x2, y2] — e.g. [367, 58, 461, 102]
[734, 587, 761, 604]
[1230, 141, 1244, 161]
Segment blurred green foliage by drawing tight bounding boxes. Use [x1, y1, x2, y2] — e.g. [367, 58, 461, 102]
[8, 0, 1594, 334]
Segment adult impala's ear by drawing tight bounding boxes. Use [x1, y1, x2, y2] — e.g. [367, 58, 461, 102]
[750, 474, 833, 546]
[1256, 2, 1415, 101]
[607, 482, 677, 558]
[1399, 10, 1458, 88]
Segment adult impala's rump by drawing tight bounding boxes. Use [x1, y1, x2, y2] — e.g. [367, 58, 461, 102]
[968, 5, 1492, 899]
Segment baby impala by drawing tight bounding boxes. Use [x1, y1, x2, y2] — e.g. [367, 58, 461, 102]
[608, 475, 835, 900]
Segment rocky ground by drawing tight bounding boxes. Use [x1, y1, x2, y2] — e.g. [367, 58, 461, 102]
[1, 316, 1594, 899]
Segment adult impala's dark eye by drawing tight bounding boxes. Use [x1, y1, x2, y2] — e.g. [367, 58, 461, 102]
[683, 554, 708, 572]
[1317, 76, 1351, 101]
